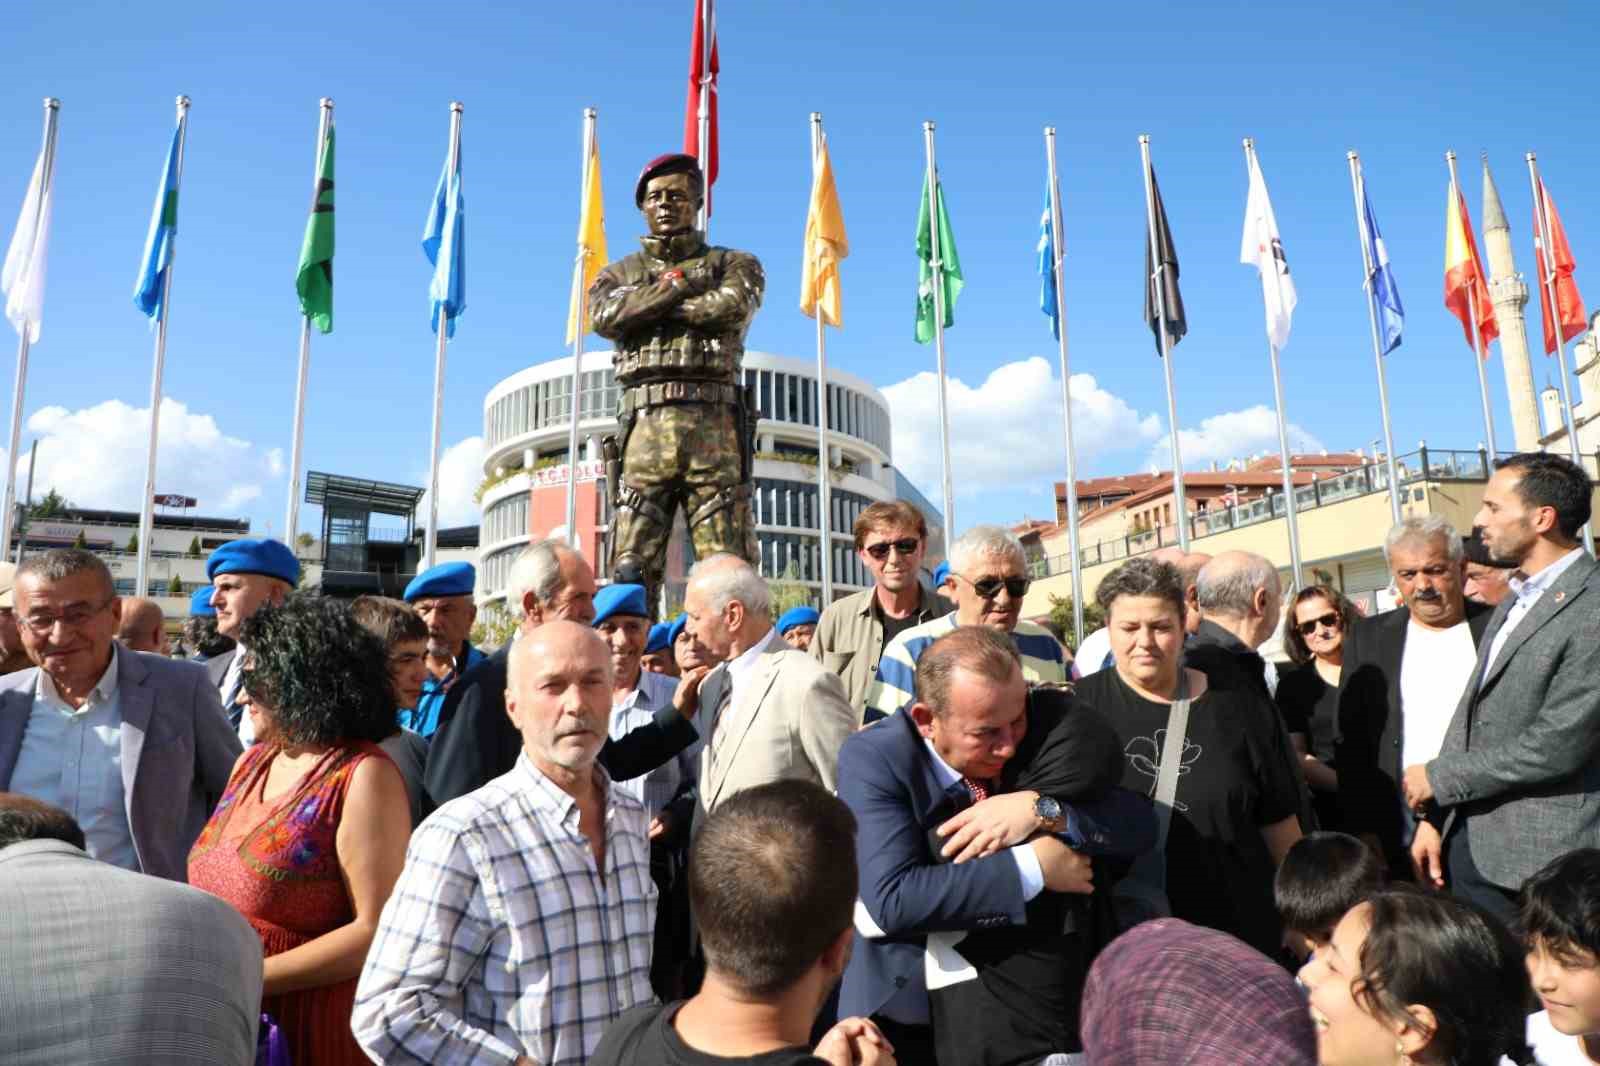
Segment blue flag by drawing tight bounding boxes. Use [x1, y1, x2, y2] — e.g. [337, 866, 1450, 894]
[1360, 178, 1404, 354]
[133, 125, 181, 321]
[422, 144, 466, 337]
[1038, 188, 1060, 340]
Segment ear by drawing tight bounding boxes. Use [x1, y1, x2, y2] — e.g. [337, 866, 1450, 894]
[726, 599, 746, 633]
[908, 702, 937, 739]
[108, 597, 123, 627]
[521, 590, 542, 625]
[1533, 504, 1561, 537]
[465, 603, 478, 627]
[818, 924, 854, 979]
[1253, 586, 1271, 617]
[1395, 1003, 1438, 1058]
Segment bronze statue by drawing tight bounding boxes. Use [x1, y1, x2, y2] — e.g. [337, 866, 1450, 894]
[591, 154, 765, 604]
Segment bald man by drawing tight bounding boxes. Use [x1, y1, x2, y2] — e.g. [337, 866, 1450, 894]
[116, 598, 170, 656]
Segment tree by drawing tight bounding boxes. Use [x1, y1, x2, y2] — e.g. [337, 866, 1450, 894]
[295, 532, 314, 554]
[166, 573, 184, 596]
[71, 530, 87, 549]
[186, 536, 201, 558]
[1047, 593, 1106, 655]
[766, 561, 814, 618]
[31, 488, 67, 518]
[126, 532, 138, 553]
[469, 604, 520, 651]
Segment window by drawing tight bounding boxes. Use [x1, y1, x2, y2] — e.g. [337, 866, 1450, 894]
[759, 371, 773, 419]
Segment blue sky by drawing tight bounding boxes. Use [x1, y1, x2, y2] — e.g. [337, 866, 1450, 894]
[3, 0, 1596, 542]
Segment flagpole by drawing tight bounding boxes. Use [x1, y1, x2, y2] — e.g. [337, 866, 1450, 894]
[135, 95, 190, 598]
[1243, 139, 1303, 589]
[1044, 126, 1083, 642]
[1526, 152, 1594, 554]
[1446, 151, 1499, 467]
[1139, 135, 1189, 551]
[564, 107, 597, 553]
[423, 100, 464, 572]
[285, 97, 333, 546]
[0, 97, 60, 563]
[923, 121, 956, 553]
[695, 0, 713, 235]
[1346, 153, 1404, 526]
[808, 112, 836, 604]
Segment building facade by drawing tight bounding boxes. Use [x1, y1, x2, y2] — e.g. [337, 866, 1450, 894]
[478, 350, 939, 608]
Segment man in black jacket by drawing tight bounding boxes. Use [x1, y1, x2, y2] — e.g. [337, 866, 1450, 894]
[422, 539, 704, 812]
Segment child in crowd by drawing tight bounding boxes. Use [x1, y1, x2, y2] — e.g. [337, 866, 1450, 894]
[1274, 831, 1386, 962]
[1517, 848, 1600, 1065]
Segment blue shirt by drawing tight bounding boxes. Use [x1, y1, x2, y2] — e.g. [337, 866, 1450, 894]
[608, 669, 696, 814]
[10, 652, 138, 870]
[400, 643, 487, 739]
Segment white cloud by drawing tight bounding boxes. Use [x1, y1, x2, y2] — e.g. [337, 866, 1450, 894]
[10, 398, 278, 516]
[881, 357, 1163, 500]
[417, 435, 486, 527]
[1149, 404, 1326, 471]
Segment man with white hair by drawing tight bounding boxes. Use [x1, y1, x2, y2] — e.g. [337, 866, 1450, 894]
[1185, 550, 1283, 701]
[683, 554, 856, 819]
[422, 538, 702, 811]
[864, 525, 1068, 721]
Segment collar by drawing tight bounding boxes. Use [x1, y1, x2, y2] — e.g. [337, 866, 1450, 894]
[0, 838, 91, 866]
[1193, 618, 1252, 654]
[727, 626, 779, 682]
[864, 582, 938, 620]
[513, 750, 616, 826]
[37, 645, 119, 710]
[921, 738, 963, 790]
[639, 230, 708, 262]
[1510, 546, 1585, 601]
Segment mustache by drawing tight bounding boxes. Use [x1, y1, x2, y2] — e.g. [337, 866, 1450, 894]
[1410, 588, 1442, 602]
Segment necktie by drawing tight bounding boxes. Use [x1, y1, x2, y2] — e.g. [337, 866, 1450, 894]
[222, 671, 245, 729]
[962, 776, 993, 803]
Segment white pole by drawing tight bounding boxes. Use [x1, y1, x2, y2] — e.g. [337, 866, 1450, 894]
[1346, 152, 1404, 526]
[922, 121, 956, 552]
[564, 107, 596, 552]
[811, 112, 835, 604]
[1044, 126, 1084, 642]
[284, 97, 333, 546]
[13, 438, 35, 566]
[1447, 151, 1499, 467]
[135, 95, 190, 599]
[1244, 139, 1303, 589]
[0, 97, 59, 563]
[1526, 152, 1595, 554]
[1139, 135, 1189, 551]
[423, 101, 464, 572]
[695, 0, 713, 236]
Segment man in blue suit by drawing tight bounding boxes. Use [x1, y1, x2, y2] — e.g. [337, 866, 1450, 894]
[839, 625, 1152, 1065]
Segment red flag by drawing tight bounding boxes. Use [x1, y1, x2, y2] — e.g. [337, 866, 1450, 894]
[1534, 177, 1587, 354]
[1444, 183, 1498, 354]
[682, 0, 718, 217]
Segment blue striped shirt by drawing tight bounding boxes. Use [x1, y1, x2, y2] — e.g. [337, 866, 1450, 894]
[864, 612, 1069, 720]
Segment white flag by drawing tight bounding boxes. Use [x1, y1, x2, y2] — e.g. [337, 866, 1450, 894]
[2, 148, 53, 343]
[1240, 150, 1296, 350]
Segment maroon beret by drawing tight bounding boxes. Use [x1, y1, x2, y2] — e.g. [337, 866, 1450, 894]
[635, 153, 704, 206]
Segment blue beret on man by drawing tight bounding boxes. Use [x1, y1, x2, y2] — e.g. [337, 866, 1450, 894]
[777, 606, 820, 635]
[205, 538, 300, 584]
[644, 621, 674, 654]
[189, 586, 217, 618]
[404, 561, 476, 602]
[666, 614, 688, 648]
[592, 583, 649, 628]
[932, 560, 951, 589]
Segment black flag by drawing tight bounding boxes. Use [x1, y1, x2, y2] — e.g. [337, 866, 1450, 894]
[1143, 167, 1187, 354]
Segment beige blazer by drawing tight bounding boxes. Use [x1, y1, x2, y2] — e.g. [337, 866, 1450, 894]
[696, 632, 857, 818]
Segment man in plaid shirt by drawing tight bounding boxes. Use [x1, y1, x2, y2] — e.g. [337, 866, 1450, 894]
[353, 621, 657, 1066]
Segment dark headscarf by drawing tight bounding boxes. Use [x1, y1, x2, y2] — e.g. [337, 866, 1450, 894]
[1080, 919, 1316, 1065]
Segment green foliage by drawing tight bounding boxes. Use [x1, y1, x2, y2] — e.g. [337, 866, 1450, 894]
[125, 532, 139, 553]
[1047, 593, 1106, 654]
[31, 488, 67, 518]
[474, 456, 564, 503]
[470, 603, 520, 651]
[166, 573, 184, 596]
[766, 561, 814, 617]
[295, 532, 314, 551]
[71, 530, 87, 549]
[186, 536, 202, 558]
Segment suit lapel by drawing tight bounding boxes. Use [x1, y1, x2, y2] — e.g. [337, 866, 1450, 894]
[0, 682, 35, 788]
[1479, 556, 1594, 691]
[118, 648, 155, 814]
[705, 644, 784, 810]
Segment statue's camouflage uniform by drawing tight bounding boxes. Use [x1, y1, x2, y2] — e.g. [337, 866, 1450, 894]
[590, 229, 766, 600]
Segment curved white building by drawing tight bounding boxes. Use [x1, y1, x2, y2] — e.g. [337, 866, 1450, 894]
[478, 350, 940, 606]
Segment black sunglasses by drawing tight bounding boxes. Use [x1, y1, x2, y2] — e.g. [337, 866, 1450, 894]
[955, 573, 1030, 600]
[863, 538, 921, 561]
[1296, 612, 1341, 636]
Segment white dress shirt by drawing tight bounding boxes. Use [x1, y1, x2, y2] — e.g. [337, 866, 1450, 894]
[608, 669, 696, 814]
[1481, 547, 1586, 687]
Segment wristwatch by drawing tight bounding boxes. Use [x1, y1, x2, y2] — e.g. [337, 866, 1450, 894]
[1033, 795, 1066, 834]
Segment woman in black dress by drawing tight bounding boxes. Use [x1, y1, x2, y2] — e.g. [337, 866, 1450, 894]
[1275, 584, 1359, 830]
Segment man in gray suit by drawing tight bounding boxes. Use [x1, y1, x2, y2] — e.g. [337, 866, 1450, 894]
[0, 549, 241, 881]
[1405, 453, 1600, 928]
[0, 792, 262, 1065]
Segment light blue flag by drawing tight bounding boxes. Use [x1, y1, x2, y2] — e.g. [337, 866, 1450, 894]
[1037, 189, 1060, 340]
[422, 146, 466, 337]
[1361, 179, 1404, 354]
[133, 126, 181, 321]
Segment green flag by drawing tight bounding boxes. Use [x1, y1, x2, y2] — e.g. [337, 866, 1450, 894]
[915, 171, 963, 343]
[296, 125, 335, 333]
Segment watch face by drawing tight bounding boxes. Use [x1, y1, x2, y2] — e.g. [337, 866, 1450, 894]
[1037, 797, 1062, 820]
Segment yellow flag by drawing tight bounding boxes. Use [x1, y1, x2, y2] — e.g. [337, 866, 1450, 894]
[566, 136, 608, 345]
[800, 136, 848, 327]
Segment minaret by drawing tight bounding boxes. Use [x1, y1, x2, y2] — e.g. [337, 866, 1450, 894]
[1481, 154, 1543, 451]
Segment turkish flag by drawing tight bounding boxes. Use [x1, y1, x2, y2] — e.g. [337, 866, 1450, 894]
[682, 0, 718, 217]
[1534, 177, 1587, 355]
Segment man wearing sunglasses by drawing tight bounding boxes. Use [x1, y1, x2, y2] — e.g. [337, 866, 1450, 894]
[810, 502, 947, 713]
[864, 525, 1068, 723]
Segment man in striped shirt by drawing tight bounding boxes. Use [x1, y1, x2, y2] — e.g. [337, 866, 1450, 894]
[865, 525, 1070, 722]
[353, 621, 656, 1066]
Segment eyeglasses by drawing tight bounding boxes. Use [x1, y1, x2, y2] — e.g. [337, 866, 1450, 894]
[863, 538, 922, 561]
[20, 599, 114, 633]
[1296, 612, 1342, 636]
[955, 573, 1030, 600]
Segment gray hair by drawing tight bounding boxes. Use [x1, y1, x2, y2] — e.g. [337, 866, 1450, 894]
[17, 549, 113, 599]
[1382, 515, 1463, 564]
[948, 524, 1025, 575]
[505, 538, 572, 619]
[1196, 553, 1279, 617]
[688, 553, 772, 618]
[1095, 557, 1187, 620]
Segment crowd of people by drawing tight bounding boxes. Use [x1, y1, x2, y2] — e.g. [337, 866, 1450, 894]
[2, 456, 1600, 1065]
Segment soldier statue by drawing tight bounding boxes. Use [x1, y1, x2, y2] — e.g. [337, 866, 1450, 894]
[591, 153, 766, 602]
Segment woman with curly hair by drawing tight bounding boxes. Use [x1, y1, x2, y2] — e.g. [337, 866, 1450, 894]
[1276, 583, 1360, 830]
[189, 594, 410, 1066]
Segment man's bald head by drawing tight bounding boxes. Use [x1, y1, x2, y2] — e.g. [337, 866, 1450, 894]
[116, 598, 169, 655]
[1150, 549, 1212, 633]
[1196, 551, 1282, 649]
[507, 620, 614, 779]
[684, 553, 772, 660]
